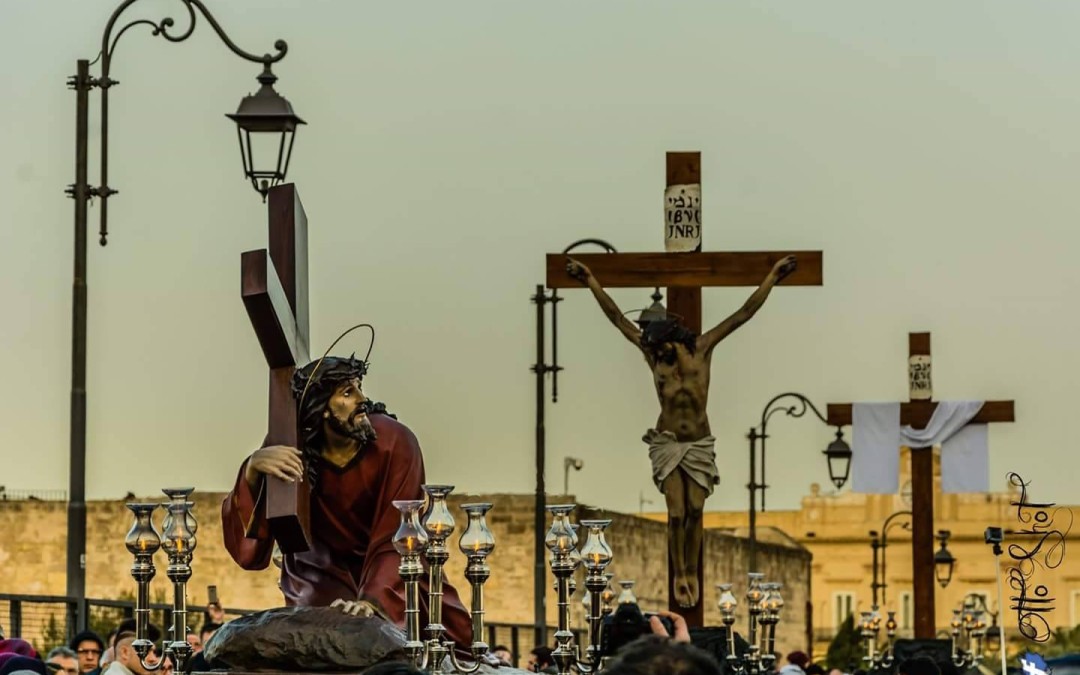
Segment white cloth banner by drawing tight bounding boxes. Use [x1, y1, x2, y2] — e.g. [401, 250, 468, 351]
[851, 400, 988, 494]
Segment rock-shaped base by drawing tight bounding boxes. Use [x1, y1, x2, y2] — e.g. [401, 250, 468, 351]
[204, 606, 406, 671]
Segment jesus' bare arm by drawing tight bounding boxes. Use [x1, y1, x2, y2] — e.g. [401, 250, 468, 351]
[697, 255, 797, 355]
[566, 257, 644, 350]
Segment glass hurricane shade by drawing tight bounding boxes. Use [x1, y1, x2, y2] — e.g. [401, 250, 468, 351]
[125, 503, 161, 555]
[161, 488, 197, 535]
[421, 485, 456, 539]
[716, 584, 738, 619]
[544, 505, 577, 554]
[159, 502, 195, 556]
[578, 520, 613, 570]
[616, 580, 637, 605]
[392, 500, 429, 555]
[459, 503, 495, 557]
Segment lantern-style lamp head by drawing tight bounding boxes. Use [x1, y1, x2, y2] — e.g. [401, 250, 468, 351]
[635, 289, 667, 329]
[823, 428, 853, 489]
[763, 583, 784, 620]
[421, 485, 456, 539]
[578, 519, 614, 571]
[162, 488, 197, 535]
[746, 572, 765, 608]
[717, 583, 738, 623]
[934, 530, 956, 588]
[392, 500, 429, 556]
[459, 502, 496, 557]
[125, 503, 161, 555]
[544, 504, 577, 556]
[616, 580, 638, 605]
[160, 502, 196, 557]
[226, 63, 305, 200]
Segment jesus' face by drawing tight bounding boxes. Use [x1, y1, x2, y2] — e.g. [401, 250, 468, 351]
[324, 377, 377, 445]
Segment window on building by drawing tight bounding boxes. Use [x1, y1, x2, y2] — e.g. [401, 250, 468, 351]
[900, 591, 913, 630]
[834, 592, 855, 628]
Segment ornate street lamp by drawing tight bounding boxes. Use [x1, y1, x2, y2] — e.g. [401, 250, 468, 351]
[227, 64, 306, 198]
[65, 0, 302, 603]
[823, 429, 853, 489]
[746, 393, 852, 569]
[934, 530, 956, 588]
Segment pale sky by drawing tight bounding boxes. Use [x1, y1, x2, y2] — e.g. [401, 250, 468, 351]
[2, 1, 1078, 516]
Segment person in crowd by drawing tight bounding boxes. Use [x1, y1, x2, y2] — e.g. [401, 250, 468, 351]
[780, 651, 810, 675]
[526, 646, 557, 674]
[67, 632, 103, 675]
[45, 648, 78, 675]
[0, 656, 47, 675]
[491, 646, 513, 667]
[198, 623, 221, 649]
[603, 635, 720, 675]
[183, 632, 201, 655]
[102, 629, 160, 675]
[806, 664, 826, 675]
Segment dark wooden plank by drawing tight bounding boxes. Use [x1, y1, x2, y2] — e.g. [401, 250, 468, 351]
[666, 151, 701, 186]
[264, 367, 311, 552]
[241, 250, 308, 369]
[909, 332, 931, 357]
[825, 400, 1015, 428]
[667, 287, 702, 335]
[910, 447, 936, 638]
[546, 251, 823, 288]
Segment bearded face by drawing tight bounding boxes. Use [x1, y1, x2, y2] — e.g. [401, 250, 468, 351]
[323, 377, 378, 446]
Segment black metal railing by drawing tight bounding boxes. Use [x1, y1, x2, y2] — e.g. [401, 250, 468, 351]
[0, 594, 580, 669]
[0, 488, 68, 501]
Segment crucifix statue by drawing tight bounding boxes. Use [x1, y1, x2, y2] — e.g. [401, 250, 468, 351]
[548, 152, 824, 619]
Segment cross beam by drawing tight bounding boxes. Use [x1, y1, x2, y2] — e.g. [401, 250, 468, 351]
[545, 251, 823, 288]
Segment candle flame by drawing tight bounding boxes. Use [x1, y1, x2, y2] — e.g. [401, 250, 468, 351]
[590, 552, 601, 564]
[139, 539, 147, 551]
[407, 536, 415, 552]
[473, 540, 481, 552]
[176, 538, 184, 552]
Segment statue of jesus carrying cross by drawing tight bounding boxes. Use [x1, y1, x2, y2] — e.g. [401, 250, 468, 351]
[565, 254, 796, 608]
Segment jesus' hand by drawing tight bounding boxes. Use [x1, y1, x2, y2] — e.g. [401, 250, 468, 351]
[331, 598, 378, 619]
[245, 445, 304, 489]
[771, 255, 797, 282]
[566, 257, 593, 283]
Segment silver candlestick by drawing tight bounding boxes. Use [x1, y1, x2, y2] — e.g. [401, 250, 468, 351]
[124, 488, 199, 675]
[394, 486, 496, 674]
[716, 574, 785, 675]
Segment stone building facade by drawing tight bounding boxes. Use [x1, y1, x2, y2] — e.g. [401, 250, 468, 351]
[0, 491, 811, 656]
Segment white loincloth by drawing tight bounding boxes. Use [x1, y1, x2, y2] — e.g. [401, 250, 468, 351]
[643, 429, 720, 495]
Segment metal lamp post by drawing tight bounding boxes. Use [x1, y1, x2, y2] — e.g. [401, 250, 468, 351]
[66, 0, 302, 601]
[746, 393, 853, 570]
[870, 510, 912, 607]
[531, 238, 617, 647]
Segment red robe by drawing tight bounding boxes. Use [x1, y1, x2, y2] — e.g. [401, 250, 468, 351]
[221, 413, 473, 646]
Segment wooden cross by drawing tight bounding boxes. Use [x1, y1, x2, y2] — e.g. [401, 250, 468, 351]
[545, 152, 824, 625]
[240, 183, 312, 554]
[826, 332, 1015, 637]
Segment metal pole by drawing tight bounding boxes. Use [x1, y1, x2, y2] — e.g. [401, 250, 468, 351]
[747, 428, 758, 571]
[66, 58, 91, 601]
[870, 535, 880, 607]
[880, 510, 911, 608]
[533, 284, 547, 648]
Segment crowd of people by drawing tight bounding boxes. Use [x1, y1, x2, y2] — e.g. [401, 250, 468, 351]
[0, 603, 227, 675]
[0, 599, 952, 675]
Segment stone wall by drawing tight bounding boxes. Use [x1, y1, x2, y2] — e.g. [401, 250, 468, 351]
[0, 492, 811, 654]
